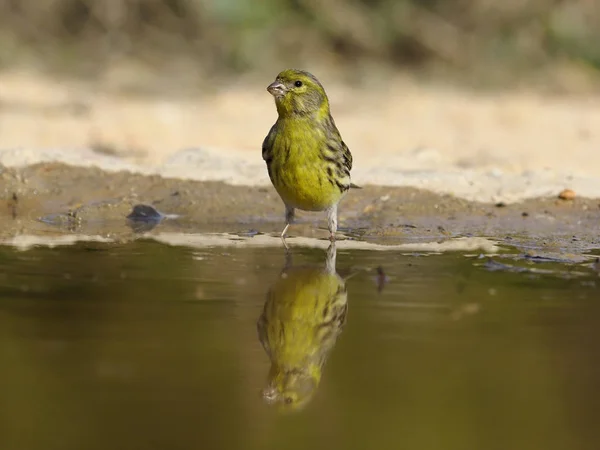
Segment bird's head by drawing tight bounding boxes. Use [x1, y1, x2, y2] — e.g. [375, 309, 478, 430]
[267, 69, 330, 119]
[262, 365, 321, 412]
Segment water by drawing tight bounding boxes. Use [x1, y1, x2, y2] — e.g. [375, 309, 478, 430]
[0, 238, 599, 450]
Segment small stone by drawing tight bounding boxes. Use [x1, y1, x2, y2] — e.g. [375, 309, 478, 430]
[127, 204, 162, 220]
[126, 204, 164, 233]
[558, 189, 576, 200]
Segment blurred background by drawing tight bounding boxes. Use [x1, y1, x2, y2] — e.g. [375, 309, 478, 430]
[2, 0, 600, 88]
[1, 0, 600, 179]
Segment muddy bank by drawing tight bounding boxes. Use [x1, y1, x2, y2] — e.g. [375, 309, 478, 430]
[1, 163, 599, 252]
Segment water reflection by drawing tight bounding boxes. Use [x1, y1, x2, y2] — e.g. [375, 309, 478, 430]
[257, 243, 348, 411]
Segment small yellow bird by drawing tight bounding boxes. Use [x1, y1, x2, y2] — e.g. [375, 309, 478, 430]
[257, 244, 348, 410]
[262, 69, 358, 242]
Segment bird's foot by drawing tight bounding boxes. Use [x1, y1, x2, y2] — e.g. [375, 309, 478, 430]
[280, 223, 290, 247]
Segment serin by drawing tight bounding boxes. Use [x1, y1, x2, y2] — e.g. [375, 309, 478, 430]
[262, 69, 359, 242]
[257, 244, 348, 411]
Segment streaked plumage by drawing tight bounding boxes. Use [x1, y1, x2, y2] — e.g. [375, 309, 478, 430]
[262, 69, 357, 242]
[257, 244, 348, 410]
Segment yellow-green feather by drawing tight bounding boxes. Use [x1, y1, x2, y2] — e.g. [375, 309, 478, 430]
[257, 266, 348, 408]
[262, 69, 353, 212]
[265, 119, 346, 211]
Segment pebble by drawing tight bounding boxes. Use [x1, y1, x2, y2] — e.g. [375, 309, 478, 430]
[558, 189, 576, 200]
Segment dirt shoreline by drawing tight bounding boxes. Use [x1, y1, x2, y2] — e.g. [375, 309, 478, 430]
[1, 163, 598, 253]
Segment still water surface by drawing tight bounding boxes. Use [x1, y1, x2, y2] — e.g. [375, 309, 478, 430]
[0, 239, 599, 450]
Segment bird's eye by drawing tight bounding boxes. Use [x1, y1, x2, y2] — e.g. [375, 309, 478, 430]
[284, 397, 293, 404]
[294, 80, 303, 87]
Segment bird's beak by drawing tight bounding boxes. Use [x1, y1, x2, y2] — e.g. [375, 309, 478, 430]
[267, 81, 287, 98]
[262, 386, 278, 404]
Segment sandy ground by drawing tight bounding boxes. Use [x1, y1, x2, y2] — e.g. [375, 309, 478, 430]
[0, 70, 598, 253]
[1, 70, 600, 203]
[1, 163, 598, 254]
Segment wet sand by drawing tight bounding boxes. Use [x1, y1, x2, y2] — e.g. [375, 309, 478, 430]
[1, 163, 598, 253]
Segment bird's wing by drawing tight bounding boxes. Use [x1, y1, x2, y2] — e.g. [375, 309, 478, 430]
[262, 125, 277, 163]
[326, 114, 353, 174]
[256, 312, 272, 357]
[341, 144, 362, 188]
[340, 140, 353, 173]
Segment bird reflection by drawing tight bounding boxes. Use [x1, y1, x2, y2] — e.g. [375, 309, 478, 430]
[257, 243, 348, 411]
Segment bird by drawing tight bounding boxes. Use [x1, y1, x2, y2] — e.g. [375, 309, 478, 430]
[257, 243, 348, 410]
[262, 69, 359, 244]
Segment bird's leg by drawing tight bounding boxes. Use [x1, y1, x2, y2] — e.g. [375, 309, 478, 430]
[327, 204, 338, 241]
[325, 241, 337, 274]
[281, 205, 295, 246]
[280, 226, 289, 249]
[283, 246, 293, 271]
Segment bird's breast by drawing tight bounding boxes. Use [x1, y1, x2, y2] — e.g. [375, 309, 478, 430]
[268, 126, 344, 211]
